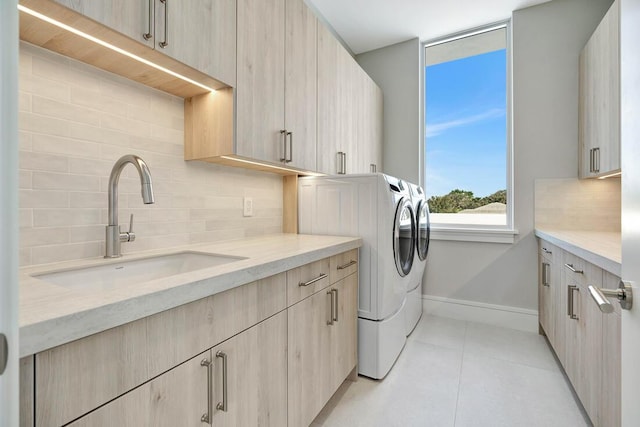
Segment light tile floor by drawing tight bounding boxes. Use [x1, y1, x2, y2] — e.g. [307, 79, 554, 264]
[312, 315, 591, 427]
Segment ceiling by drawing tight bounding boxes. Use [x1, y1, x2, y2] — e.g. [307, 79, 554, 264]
[306, 0, 553, 54]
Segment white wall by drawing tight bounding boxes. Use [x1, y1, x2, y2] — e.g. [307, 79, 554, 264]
[356, 38, 421, 184]
[19, 43, 283, 267]
[356, 0, 612, 311]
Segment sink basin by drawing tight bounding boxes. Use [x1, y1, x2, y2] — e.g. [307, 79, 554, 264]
[33, 252, 247, 292]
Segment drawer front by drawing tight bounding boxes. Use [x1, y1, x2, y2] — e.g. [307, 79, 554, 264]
[286, 257, 331, 306]
[36, 273, 286, 427]
[330, 249, 359, 284]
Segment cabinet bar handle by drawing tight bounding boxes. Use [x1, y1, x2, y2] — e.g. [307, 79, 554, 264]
[143, 0, 153, 40]
[342, 152, 347, 174]
[370, 163, 377, 173]
[337, 260, 357, 270]
[299, 273, 327, 287]
[216, 351, 228, 412]
[542, 247, 552, 255]
[327, 290, 334, 325]
[589, 148, 594, 173]
[280, 130, 287, 162]
[563, 263, 584, 274]
[200, 358, 212, 425]
[331, 288, 338, 322]
[159, 0, 168, 48]
[567, 285, 579, 320]
[595, 147, 600, 173]
[542, 262, 550, 286]
[286, 131, 293, 163]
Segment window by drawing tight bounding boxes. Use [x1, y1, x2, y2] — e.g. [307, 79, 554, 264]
[424, 24, 513, 236]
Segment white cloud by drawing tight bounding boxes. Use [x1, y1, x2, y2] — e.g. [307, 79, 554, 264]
[426, 108, 505, 138]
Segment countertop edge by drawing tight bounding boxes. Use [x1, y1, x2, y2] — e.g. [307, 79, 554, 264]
[534, 229, 621, 277]
[20, 236, 362, 357]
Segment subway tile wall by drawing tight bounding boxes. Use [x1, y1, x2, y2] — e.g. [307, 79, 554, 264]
[18, 42, 283, 267]
[534, 177, 621, 231]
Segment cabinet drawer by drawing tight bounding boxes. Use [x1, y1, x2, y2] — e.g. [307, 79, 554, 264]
[287, 257, 331, 306]
[36, 273, 286, 427]
[330, 249, 359, 284]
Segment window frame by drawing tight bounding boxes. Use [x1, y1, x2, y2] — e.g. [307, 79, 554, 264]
[420, 20, 517, 244]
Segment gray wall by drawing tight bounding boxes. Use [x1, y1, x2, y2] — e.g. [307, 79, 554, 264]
[356, 38, 421, 184]
[358, 0, 611, 310]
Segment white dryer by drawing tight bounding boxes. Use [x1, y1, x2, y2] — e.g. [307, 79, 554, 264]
[406, 182, 431, 335]
[298, 173, 415, 379]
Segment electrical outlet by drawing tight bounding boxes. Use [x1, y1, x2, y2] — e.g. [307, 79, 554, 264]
[243, 197, 253, 217]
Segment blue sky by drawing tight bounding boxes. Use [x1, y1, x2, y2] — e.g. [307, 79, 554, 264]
[425, 49, 507, 199]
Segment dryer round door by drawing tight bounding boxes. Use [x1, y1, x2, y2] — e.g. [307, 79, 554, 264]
[393, 198, 416, 277]
[416, 200, 430, 261]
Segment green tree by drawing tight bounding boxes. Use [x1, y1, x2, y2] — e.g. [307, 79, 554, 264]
[427, 189, 506, 213]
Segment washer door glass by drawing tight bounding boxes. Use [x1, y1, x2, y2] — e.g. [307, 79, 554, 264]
[393, 198, 416, 277]
[416, 200, 430, 261]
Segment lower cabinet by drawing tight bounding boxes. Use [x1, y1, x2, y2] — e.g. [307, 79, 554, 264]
[23, 250, 359, 427]
[288, 272, 358, 427]
[538, 238, 620, 427]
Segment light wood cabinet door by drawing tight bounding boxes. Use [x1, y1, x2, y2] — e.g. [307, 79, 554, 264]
[564, 261, 603, 426]
[329, 273, 358, 393]
[236, 0, 286, 164]
[317, 23, 343, 175]
[538, 251, 554, 343]
[288, 285, 333, 427]
[155, 0, 236, 86]
[284, 0, 317, 171]
[68, 350, 210, 427]
[579, 0, 620, 178]
[601, 271, 621, 427]
[212, 311, 288, 427]
[53, 0, 154, 48]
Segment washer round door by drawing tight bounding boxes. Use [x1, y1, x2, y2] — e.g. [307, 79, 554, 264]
[416, 200, 430, 261]
[393, 198, 416, 277]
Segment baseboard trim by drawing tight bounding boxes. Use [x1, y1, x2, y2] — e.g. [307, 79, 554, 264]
[422, 295, 539, 333]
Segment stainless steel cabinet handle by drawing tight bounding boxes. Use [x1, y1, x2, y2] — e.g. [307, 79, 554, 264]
[286, 131, 293, 163]
[542, 262, 550, 287]
[143, 0, 153, 40]
[594, 147, 600, 173]
[159, 0, 168, 48]
[327, 290, 334, 325]
[337, 260, 357, 270]
[331, 288, 338, 322]
[299, 273, 327, 287]
[0, 334, 7, 376]
[567, 285, 579, 320]
[589, 148, 594, 173]
[542, 247, 552, 255]
[337, 152, 346, 174]
[280, 130, 287, 162]
[216, 351, 228, 412]
[200, 358, 212, 425]
[563, 263, 584, 274]
[342, 152, 347, 174]
[370, 163, 377, 173]
[588, 281, 633, 312]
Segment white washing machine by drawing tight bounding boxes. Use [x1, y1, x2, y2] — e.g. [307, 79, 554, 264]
[406, 182, 431, 335]
[298, 173, 415, 379]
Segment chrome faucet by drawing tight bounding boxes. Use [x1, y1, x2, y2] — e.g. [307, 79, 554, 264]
[105, 155, 155, 258]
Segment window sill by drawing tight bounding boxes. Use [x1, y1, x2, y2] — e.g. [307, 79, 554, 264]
[430, 227, 519, 244]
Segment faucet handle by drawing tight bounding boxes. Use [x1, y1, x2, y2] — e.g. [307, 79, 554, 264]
[127, 214, 136, 242]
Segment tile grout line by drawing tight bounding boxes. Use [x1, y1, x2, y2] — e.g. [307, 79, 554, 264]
[452, 320, 468, 427]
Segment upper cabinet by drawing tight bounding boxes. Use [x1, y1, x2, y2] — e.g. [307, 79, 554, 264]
[317, 25, 383, 175]
[51, 0, 237, 86]
[235, 0, 317, 170]
[579, 0, 620, 178]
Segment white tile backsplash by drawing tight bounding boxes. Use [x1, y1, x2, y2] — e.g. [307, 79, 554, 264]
[535, 178, 621, 231]
[19, 42, 283, 267]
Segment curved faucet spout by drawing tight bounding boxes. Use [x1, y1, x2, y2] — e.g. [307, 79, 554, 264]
[108, 155, 155, 227]
[105, 154, 155, 258]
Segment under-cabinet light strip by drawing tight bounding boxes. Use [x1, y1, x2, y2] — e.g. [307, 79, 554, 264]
[597, 171, 622, 179]
[18, 5, 216, 93]
[219, 156, 326, 176]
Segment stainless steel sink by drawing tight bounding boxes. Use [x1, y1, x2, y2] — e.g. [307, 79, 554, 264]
[33, 252, 247, 292]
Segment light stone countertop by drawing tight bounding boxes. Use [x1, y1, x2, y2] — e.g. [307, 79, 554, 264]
[19, 233, 362, 357]
[534, 229, 621, 276]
